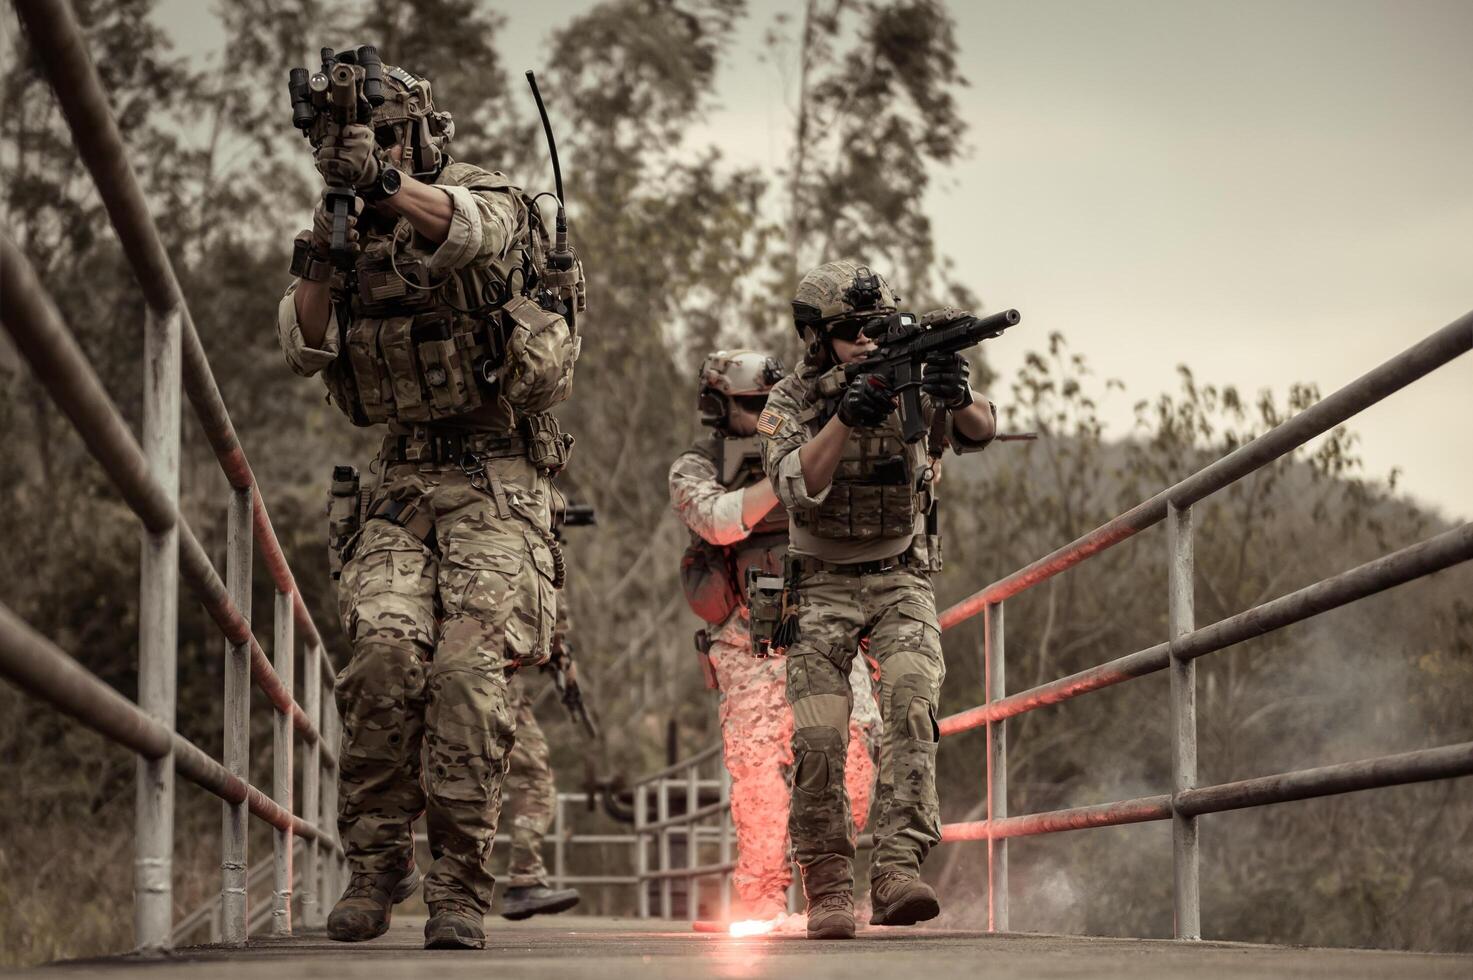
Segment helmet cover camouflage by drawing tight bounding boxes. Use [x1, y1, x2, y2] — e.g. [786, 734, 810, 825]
[373, 65, 455, 177]
[698, 349, 785, 426]
[791, 260, 897, 338]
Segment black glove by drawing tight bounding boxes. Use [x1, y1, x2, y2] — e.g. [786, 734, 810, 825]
[921, 351, 973, 409]
[837, 375, 897, 428]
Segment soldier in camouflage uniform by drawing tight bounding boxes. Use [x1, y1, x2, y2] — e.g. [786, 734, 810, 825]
[498, 603, 581, 920]
[669, 350, 880, 923]
[277, 60, 582, 949]
[758, 262, 996, 939]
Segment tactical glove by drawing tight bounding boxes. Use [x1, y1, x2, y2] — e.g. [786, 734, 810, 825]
[921, 351, 973, 409]
[314, 123, 382, 190]
[837, 375, 898, 428]
[310, 194, 362, 256]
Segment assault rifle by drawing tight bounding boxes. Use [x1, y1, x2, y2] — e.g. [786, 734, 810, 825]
[844, 307, 1022, 444]
[546, 498, 598, 738]
[287, 45, 385, 269]
[559, 502, 597, 529]
[547, 639, 600, 741]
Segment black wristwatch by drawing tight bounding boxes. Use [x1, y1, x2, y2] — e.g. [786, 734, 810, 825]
[362, 166, 402, 202]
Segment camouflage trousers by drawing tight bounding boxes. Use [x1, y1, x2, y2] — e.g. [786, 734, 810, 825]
[710, 617, 880, 918]
[334, 460, 558, 910]
[503, 672, 555, 888]
[785, 563, 945, 879]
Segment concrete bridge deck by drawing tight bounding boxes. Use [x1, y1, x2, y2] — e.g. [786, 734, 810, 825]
[16, 916, 1470, 979]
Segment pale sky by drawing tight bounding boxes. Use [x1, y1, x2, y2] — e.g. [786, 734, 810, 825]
[156, 0, 1471, 521]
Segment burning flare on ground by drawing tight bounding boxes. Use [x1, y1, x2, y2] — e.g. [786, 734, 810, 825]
[728, 919, 777, 938]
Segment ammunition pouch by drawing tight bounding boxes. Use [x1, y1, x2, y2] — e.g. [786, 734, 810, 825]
[746, 565, 799, 658]
[522, 412, 574, 474]
[792, 431, 922, 541]
[325, 308, 502, 426]
[326, 465, 368, 581]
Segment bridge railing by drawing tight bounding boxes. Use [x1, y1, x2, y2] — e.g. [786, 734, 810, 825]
[933, 311, 1473, 937]
[1, 0, 345, 952]
[632, 741, 735, 921]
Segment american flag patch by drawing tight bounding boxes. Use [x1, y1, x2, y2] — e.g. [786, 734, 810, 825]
[757, 409, 785, 436]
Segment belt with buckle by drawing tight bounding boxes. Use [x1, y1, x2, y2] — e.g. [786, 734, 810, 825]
[789, 551, 914, 577]
[380, 427, 526, 466]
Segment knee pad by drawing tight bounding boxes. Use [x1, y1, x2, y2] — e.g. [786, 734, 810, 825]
[792, 725, 846, 795]
[891, 673, 938, 743]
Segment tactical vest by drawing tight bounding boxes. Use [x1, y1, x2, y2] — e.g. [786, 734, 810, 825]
[321, 162, 575, 428]
[790, 366, 928, 542]
[678, 434, 788, 625]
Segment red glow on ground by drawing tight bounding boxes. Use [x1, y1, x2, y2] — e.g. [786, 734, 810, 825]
[729, 919, 777, 938]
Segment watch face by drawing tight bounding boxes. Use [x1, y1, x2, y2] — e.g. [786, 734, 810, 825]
[382, 168, 402, 195]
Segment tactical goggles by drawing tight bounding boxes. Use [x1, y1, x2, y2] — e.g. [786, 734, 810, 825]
[824, 316, 880, 344]
[732, 393, 770, 413]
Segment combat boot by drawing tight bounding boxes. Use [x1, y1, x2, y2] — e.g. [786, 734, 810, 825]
[326, 863, 422, 942]
[425, 898, 486, 949]
[869, 870, 940, 926]
[500, 884, 581, 920]
[801, 854, 856, 940]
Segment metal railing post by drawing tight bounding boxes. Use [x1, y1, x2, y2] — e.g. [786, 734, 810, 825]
[635, 784, 649, 918]
[302, 642, 322, 928]
[222, 486, 252, 943]
[554, 793, 567, 889]
[718, 767, 732, 921]
[272, 590, 295, 934]
[659, 780, 673, 918]
[985, 600, 1008, 932]
[135, 304, 180, 952]
[686, 762, 700, 921]
[322, 696, 342, 906]
[1168, 502, 1201, 939]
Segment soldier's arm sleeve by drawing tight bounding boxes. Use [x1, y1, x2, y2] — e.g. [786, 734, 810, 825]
[425, 173, 526, 275]
[760, 386, 833, 511]
[944, 393, 995, 454]
[668, 453, 750, 546]
[275, 277, 341, 378]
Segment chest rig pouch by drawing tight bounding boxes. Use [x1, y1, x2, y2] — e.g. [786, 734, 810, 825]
[323, 231, 508, 426]
[793, 419, 921, 541]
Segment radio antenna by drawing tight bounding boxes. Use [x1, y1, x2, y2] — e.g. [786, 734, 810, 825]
[526, 70, 573, 270]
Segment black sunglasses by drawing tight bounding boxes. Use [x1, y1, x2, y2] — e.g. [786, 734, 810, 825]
[825, 317, 877, 343]
[732, 393, 769, 413]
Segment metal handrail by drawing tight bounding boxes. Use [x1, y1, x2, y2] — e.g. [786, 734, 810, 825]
[932, 310, 1473, 938]
[1, 0, 351, 952]
[13, 0, 332, 675]
[631, 744, 735, 922]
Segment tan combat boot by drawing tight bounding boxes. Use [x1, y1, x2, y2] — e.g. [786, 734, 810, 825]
[424, 898, 486, 949]
[869, 870, 940, 926]
[326, 863, 422, 941]
[802, 854, 856, 940]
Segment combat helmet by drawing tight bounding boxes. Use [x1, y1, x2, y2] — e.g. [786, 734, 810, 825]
[372, 65, 455, 179]
[698, 349, 785, 428]
[791, 260, 897, 339]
